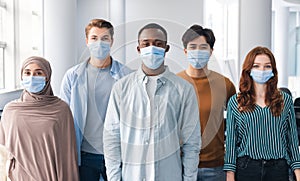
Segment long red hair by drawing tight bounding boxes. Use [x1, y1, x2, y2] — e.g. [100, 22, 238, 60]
[237, 46, 283, 116]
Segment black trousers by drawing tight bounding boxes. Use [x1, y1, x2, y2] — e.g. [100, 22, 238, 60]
[235, 156, 289, 181]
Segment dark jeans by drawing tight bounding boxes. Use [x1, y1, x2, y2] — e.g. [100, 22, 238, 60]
[236, 156, 289, 181]
[79, 151, 107, 181]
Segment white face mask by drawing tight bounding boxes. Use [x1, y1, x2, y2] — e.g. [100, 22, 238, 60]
[88, 40, 111, 60]
[250, 69, 274, 84]
[140, 46, 165, 70]
[21, 76, 46, 93]
[187, 50, 210, 69]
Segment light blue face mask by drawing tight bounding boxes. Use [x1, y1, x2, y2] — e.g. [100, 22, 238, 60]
[140, 46, 165, 70]
[88, 40, 111, 60]
[250, 69, 274, 84]
[187, 50, 210, 69]
[21, 76, 46, 93]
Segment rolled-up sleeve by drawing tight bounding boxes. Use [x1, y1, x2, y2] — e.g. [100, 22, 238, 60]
[224, 97, 237, 172]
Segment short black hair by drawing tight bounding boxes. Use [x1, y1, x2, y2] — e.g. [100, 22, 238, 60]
[138, 23, 168, 42]
[182, 24, 215, 49]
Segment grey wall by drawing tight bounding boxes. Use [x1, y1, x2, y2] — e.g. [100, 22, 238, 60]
[0, 90, 22, 116]
[76, 0, 204, 73]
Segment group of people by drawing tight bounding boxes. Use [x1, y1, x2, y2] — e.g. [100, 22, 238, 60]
[0, 18, 299, 181]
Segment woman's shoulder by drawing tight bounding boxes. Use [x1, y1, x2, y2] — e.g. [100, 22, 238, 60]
[228, 93, 238, 102]
[280, 91, 293, 105]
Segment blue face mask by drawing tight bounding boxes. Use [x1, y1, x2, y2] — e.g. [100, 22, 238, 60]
[88, 40, 111, 60]
[187, 50, 210, 69]
[21, 76, 46, 93]
[250, 69, 274, 84]
[140, 46, 165, 70]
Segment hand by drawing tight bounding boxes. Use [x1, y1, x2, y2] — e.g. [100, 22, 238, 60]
[226, 171, 235, 181]
[294, 169, 300, 181]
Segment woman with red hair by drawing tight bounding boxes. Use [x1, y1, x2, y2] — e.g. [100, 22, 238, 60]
[224, 46, 300, 181]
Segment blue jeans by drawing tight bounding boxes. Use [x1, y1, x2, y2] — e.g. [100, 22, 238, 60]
[235, 156, 289, 181]
[197, 166, 226, 181]
[79, 151, 107, 181]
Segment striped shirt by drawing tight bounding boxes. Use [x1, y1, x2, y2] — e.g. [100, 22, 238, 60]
[224, 92, 300, 172]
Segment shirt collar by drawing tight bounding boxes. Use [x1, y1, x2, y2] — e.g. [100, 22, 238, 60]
[77, 57, 124, 80]
[136, 66, 170, 85]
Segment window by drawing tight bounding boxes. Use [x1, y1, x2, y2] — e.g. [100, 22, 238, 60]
[0, 1, 6, 89]
[204, 0, 239, 85]
[0, 0, 43, 92]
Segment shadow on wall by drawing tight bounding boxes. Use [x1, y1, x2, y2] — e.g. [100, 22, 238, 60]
[0, 90, 23, 119]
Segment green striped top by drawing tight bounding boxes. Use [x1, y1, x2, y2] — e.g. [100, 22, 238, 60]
[224, 92, 300, 172]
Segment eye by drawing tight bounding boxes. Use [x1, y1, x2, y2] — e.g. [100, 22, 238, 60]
[155, 42, 163, 47]
[200, 45, 209, 50]
[265, 65, 272, 69]
[141, 42, 150, 47]
[252, 64, 259, 68]
[23, 71, 31, 76]
[188, 45, 196, 50]
[154, 40, 166, 48]
[101, 37, 110, 41]
[90, 36, 98, 41]
[37, 72, 43, 76]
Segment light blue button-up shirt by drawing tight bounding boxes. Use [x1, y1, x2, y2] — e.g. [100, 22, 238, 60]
[103, 67, 201, 181]
[60, 58, 131, 165]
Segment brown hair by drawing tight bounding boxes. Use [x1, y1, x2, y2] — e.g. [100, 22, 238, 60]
[85, 19, 114, 38]
[237, 46, 283, 117]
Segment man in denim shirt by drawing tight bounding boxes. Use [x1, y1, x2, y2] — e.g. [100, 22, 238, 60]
[60, 19, 131, 181]
[103, 23, 201, 181]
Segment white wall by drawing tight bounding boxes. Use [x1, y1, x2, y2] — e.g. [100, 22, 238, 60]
[44, 0, 77, 95]
[44, 0, 297, 94]
[123, 0, 204, 73]
[76, 0, 204, 73]
[77, 0, 109, 63]
[238, 0, 272, 73]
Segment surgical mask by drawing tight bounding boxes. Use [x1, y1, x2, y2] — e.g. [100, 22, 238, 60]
[187, 50, 210, 69]
[140, 46, 165, 70]
[250, 69, 274, 84]
[88, 40, 111, 60]
[21, 76, 46, 93]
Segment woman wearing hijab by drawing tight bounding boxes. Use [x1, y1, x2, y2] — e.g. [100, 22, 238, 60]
[0, 56, 79, 181]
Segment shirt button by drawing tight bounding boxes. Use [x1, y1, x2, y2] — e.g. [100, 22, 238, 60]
[263, 160, 267, 164]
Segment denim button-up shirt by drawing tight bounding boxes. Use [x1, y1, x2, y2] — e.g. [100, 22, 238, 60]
[60, 58, 131, 165]
[103, 67, 201, 181]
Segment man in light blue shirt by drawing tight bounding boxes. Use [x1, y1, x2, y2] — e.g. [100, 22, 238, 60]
[60, 19, 130, 181]
[103, 23, 201, 181]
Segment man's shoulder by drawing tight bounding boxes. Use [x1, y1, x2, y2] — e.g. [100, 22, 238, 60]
[166, 71, 194, 90]
[65, 62, 85, 75]
[113, 70, 136, 85]
[111, 59, 133, 77]
[210, 71, 235, 86]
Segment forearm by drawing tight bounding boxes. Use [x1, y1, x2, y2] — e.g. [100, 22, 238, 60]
[226, 171, 235, 181]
